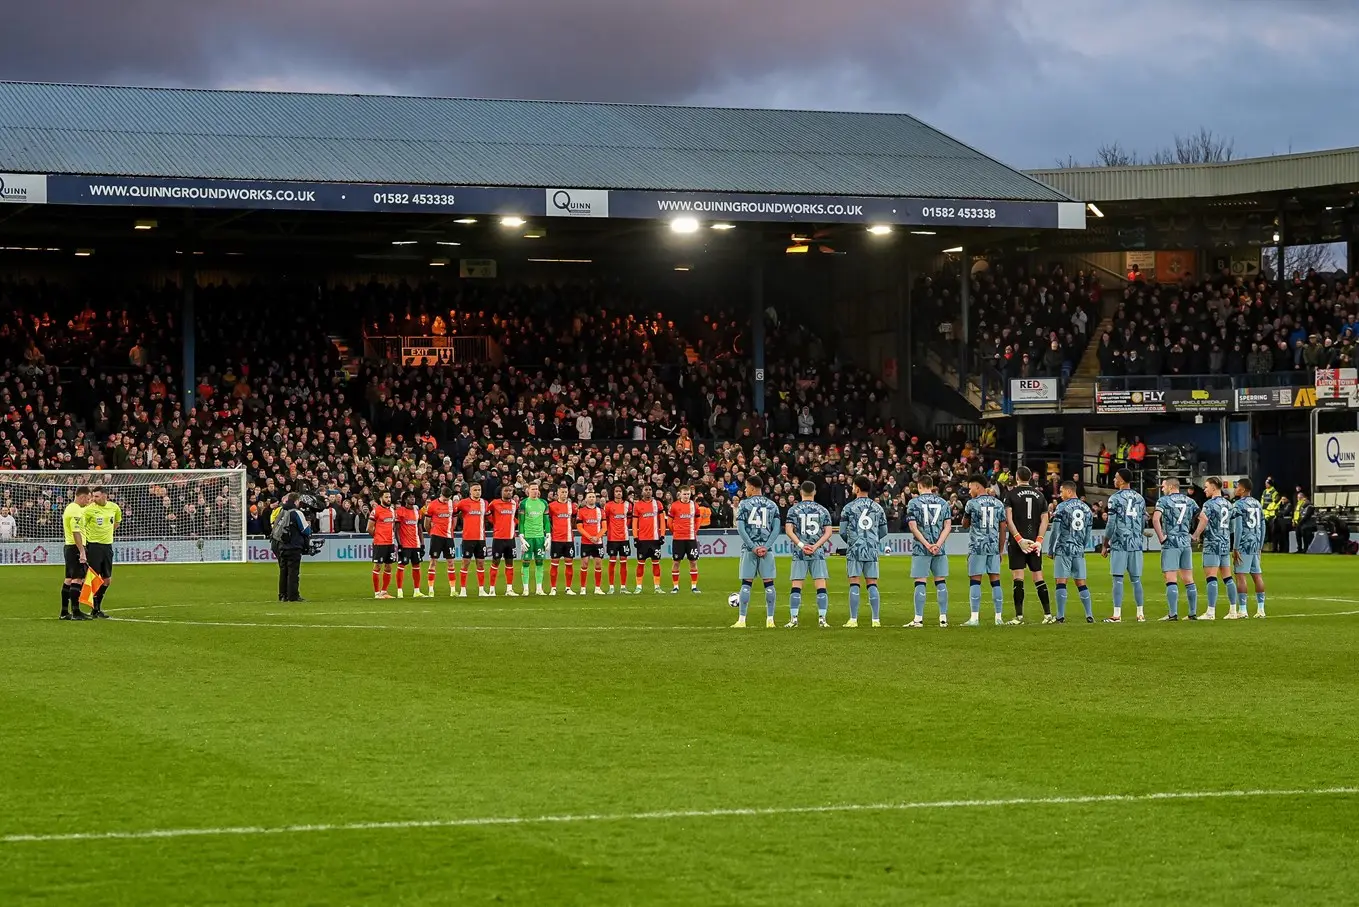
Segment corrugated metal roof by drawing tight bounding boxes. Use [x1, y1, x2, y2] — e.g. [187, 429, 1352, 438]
[0, 81, 1071, 201]
[1027, 147, 1359, 202]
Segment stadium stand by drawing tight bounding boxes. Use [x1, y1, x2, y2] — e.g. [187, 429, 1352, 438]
[0, 278, 987, 534]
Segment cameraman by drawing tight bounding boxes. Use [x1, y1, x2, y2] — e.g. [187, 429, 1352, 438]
[271, 493, 312, 602]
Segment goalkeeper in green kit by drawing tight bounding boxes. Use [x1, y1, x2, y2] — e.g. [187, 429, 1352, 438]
[518, 482, 550, 595]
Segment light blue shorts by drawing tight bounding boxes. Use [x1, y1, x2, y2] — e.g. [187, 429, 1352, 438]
[739, 550, 777, 582]
[1160, 546, 1193, 574]
[846, 557, 880, 580]
[1110, 549, 1143, 579]
[967, 554, 1001, 577]
[1233, 552, 1263, 576]
[789, 557, 830, 582]
[911, 553, 949, 579]
[1053, 554, 1087, 581]
[1202, 550, 1232, 569]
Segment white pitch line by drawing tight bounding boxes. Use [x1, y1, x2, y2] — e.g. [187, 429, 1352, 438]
[115, 617, 722, 632]
[3, 785, 1354, 845]
[1276, 610, 1359, 619]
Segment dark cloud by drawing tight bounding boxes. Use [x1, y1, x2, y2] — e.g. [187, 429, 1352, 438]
[4, 0, 1037, 108]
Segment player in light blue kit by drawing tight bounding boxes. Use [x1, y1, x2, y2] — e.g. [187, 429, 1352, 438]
[1152, 477, 1200, 621]
[962, 476, 1006, 626]
[905, 473, 952, 628]
[731, 476, 781, 629]
[838, 476, 890, 628]
[1191, 476, 1237, 621]
[1230, 477, 1267, 619]
[784, 481, 833, 628]
[1101, 468, 1148, 623]
[1048, 482, 1095, 623]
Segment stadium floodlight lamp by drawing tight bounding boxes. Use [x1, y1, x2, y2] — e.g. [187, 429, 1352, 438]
[133, 219, 157, 231]
[391, 240, 418, 246]
[942, 245, 964, 253]
[670, 217, 701, 234]
[430, 258, 449, 267]
[866, 224, 892, 235]
[710, 223, 736, 231]
[1087, 203, 1104, 218]
[1272, 232, 1281, 242]
[674, 266, 692, 271]
[74, 249, 94, 257]
[455, 217, 478, 224]
[436, 241, 461, 246]
[500, 216, 527, 228]
[910, 230, 936, 235]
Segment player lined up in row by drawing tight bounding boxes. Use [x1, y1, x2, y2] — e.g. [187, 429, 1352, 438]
[729, 467, 1267, 628]
[363, 482, 707, 599]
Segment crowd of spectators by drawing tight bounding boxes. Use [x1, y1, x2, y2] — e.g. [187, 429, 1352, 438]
[1097, 269, 1359, 380]
[912, 262, 1105, 398]
[0, 277, 978, 537]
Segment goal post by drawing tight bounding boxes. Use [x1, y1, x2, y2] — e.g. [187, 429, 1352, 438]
[0, 468, 248, 565]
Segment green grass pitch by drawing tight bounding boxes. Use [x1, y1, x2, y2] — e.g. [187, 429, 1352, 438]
[3, 555, 1358, 906]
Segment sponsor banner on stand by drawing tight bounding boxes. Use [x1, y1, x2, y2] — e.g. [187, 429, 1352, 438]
[0, 172, 49, 205]
[1234, 386, 1317, 412]
[1164, 389, 1233, 414]
[1316, 432, 1359, 487]
[1096, 390, 1166, 414]
[1010, 378, 1059, 403]
[544, 188, 609, 218]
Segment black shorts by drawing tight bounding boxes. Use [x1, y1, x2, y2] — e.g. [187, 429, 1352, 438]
[671, 540, 699, 562]
[550, 541, 577, 559]
[1007, 540, 1043, 573]
[429, 537, 456, 559]
[636, 541, 662, 561]
[491, 539, 516, 561]
[86, 542, 113, 578]
[461, 540, 487, 560]
[64, 544, 86, 580]
[607, 541, 630, 558]
[399, 546, 423, 566]
[372, 544, 395, 565]
[580, 543, 603, 559]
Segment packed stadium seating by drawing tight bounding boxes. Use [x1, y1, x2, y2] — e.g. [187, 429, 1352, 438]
[0, 278, 986, 533]
[1098, 271, 1358, 379]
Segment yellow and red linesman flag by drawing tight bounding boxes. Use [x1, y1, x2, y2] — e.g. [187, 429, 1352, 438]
[78, 569, 105, 607]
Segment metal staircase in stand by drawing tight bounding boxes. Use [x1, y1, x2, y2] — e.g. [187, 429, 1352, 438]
[329, 335, 361, 379]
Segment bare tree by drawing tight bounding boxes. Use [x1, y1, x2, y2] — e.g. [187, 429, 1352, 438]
[1094, 141, 1140, 167]
[1059, 128, 1238, 168]
[1262, 244, 1344, 280]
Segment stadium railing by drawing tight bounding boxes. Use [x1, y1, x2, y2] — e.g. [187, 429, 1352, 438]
[1096, 372, 1301, 392]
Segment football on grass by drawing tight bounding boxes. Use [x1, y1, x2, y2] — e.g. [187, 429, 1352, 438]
[727, 593, 741, 608]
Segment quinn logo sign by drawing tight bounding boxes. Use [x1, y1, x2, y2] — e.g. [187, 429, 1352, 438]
[546, 188, 609, 218]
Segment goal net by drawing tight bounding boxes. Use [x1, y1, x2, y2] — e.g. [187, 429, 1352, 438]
[0, 469, 248, 565]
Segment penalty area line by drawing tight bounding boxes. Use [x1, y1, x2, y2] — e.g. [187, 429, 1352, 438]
[3, 786, 1355, 845]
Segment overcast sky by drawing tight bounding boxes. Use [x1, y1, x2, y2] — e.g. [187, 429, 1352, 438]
[6, 0, 1358, 168]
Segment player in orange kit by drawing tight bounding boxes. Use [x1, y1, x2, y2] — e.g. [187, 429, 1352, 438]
[424, 486, 458, 597]
[668, 485, 701, 594]
[632, 485, 665, 594]
[394, 491, 425, 598]
[603, 486, 631, 594]
[368, 489, 396, 599]
[456, 482, 489, 597]
[576, 490, 606, 595]
[547, 486, 577, 595]
[487, 484, 519, 597]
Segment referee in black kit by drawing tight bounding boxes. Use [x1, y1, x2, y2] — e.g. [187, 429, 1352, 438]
[1004, 467, 1053, 624]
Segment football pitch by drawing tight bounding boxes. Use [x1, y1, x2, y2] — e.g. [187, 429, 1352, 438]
[3, 556, 1358, 906]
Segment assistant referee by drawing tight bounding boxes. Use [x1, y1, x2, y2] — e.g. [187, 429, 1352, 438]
[61, 485, 92, 620]
[81, 487, 122, 619]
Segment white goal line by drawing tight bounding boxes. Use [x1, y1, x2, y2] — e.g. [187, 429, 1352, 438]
[3, 786, 1354, 845]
